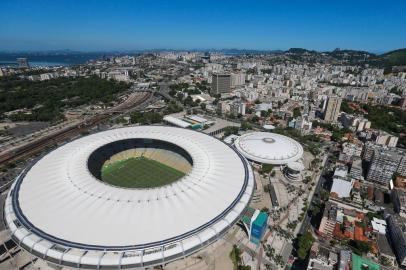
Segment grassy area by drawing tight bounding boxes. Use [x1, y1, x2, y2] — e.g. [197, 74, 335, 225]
[101, 156, 185, 188]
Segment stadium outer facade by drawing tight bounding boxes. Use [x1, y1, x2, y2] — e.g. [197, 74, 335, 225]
[4, 126, 254, 269]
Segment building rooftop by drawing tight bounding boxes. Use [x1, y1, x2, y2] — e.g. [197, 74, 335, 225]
[330, 178, 353, 198]
[352, 254, 380, 270]
[253, 212, 268, 227]
[234, 132, 303, 165]
[371, 218, 387, 234]
[163, 115, 191, 128]
[5, 126, 255, 268]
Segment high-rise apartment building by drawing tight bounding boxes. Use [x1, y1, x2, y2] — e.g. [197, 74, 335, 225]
[323, 96, 342, 122]
[211, 74, 231, 94]
[366, 148, 403, 186]
[387, 215, 406, 267]
[230, 101, 246, 116]
[398, 155, 406, 177]
[392, 189, 406, 218]
[231, 72, 246, 87]
[375, 132, 399, 147]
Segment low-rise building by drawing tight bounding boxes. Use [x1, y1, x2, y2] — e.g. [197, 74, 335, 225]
[338, 250, 352, 270]
[330, 178, 353, 199]
[307, 242, 337, 270]
[342, 142, 363, 157]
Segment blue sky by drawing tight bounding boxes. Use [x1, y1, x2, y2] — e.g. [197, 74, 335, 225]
[0, 0, 405, 52]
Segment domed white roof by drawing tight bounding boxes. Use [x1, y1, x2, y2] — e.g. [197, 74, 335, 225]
[234, 132, 303, 165]
[5, 126, 254, 268]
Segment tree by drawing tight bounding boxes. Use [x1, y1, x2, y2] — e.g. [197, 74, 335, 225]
[297, 231, 315, 260]
[293, 107, 301, 118]
[261, 164, 274, 174]
[303, 176, 312, 184]
[320, 189, 330, 201]
[340, 100, 354, 114]
[261, 110, 269, 117]
[224, 126, 239, 137]
[251, 115, 260, 123]
[130, 111, 162, 124]
[176, 92, 184, 101]
[165, 101, 183, 114]
[230, 245, 242, 270]
[241, 121, 252, 130]
[183, 95, 194, 106]
[312, 204, 321, 216]
[168, 89, 177, 97]
[0, 76, 130, 122]
[350, 240, 371, 253]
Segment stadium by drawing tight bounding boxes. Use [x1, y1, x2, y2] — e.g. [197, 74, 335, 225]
[234, 132, 304, 165]
[4, 126, 255, 269]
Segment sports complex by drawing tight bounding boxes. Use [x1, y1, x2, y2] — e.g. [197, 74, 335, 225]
[234, 132, 304, 165]
[4, 126, 255, 269]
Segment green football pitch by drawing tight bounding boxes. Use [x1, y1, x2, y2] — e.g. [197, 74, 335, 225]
[101, 156, 186, 188]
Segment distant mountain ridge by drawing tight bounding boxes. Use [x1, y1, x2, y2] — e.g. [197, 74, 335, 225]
[284, 47, 406, 67]
[372, 48, 406, 67]
[1, 48, 405, 68]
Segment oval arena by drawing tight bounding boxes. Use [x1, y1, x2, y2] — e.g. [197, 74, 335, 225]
[4, 126, 255, 269]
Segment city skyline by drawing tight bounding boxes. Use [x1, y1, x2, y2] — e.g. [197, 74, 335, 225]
[1, 0, 405, 52]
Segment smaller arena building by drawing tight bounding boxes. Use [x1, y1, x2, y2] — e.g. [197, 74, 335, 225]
[234, 132, 304, 165]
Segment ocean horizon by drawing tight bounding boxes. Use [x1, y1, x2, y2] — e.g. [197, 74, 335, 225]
[0, 52, 105, 67]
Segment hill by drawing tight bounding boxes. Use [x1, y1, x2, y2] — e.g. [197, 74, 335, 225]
[287, 48, 318, 54]
[282, 48, 406, 68]
[378, 48, 406, 67]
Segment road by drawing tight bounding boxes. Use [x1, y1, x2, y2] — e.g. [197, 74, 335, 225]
[256, 153, 329, 270]
[298, 175, 327, 235]
[256, 188, 303, 269]
[298, 154, 329, 236]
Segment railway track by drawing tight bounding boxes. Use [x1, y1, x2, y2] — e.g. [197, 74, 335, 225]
[0, 91, 152, 166]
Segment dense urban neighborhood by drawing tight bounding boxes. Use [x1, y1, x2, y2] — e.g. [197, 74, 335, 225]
[1, 48, 406, 270]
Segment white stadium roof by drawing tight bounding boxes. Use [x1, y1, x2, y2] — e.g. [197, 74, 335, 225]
[234, 132, 303, 165]
[5, 126, 254, 269]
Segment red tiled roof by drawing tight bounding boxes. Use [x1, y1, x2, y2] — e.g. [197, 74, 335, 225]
[354, 225, 367, 242]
